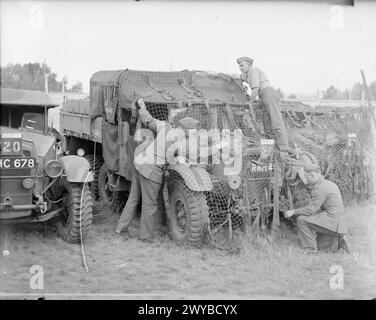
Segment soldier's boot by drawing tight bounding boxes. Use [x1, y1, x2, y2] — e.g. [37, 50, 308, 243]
[339, 235, 350, 253]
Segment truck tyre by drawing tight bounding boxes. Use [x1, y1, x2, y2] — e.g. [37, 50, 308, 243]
[168, 180, 209, 247]
[85, 154, 103, 200]
[98, 162, 126, 213]
[56, 182, 93, 243]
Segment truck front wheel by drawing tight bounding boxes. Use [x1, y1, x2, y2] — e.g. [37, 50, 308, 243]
[168, 180, 209, 247]
[56, 182, 93, 243]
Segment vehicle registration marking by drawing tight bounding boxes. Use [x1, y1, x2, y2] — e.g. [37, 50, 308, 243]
[0, 138, 23, 155]
[0, 157, 36, 169]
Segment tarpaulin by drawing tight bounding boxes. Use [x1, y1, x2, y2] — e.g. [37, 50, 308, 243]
[89, 69, 249, 122]
[102, 120, 119, 171]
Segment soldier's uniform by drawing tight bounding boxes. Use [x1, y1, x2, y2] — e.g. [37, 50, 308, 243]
[116, 104, 199, 241]
[294, 173, 349, 252]
[237, 57, 290, 152]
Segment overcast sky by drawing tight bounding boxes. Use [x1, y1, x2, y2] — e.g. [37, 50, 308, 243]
[1, 0, 376, 94]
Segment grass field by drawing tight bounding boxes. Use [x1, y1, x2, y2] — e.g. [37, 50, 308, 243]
[0, 203, 375, 300]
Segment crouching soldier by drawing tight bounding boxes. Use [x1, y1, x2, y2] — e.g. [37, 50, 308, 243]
[284, 165, 350, 254]
[115, 98, 200, 242]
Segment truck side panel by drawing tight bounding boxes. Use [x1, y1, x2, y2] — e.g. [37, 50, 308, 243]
[62, 99, 96, 116]
[60, 111, 102, 143]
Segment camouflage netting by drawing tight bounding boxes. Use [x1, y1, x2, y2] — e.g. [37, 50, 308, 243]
[92, 69, 375, 249]
[161, 101, 276, 250]
[277, 102, 375, 207]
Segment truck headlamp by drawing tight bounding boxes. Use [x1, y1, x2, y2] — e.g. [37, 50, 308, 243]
[45, 159, 64, 178]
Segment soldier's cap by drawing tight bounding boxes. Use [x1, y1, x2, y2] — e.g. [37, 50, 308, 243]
[178, 117, 200, 129]
[237, 57, 254, 65]
[297, 163, 320, 184]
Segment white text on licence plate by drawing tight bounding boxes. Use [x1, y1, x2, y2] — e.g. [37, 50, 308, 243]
[0, 158, 36, 169]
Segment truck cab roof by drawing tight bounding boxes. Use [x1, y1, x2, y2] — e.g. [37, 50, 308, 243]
[0, 88, 59, 108]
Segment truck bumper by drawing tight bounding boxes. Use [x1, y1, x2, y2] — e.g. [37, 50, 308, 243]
[0, 203, 37, 219]
[0, 205, 63, 222]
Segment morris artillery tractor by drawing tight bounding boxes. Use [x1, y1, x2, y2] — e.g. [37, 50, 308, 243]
[0, 88, 94, 243]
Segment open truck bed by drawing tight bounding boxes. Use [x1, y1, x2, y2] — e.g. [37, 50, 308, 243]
[60, 99, 102, 143]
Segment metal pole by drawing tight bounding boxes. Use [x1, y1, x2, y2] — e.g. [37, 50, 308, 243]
[360, 70, 373, 109]
[360, 70, 376, 125]
[44, 58, 48, 94]
[360, 70, 376, 202]
[8, 108, 12, 127]
[44, 105, 48, 135]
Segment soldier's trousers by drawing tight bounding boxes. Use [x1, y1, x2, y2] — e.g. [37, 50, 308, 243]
[259, 87, 290, 152]
[117, 170, 162, 240]
[297, 215, 343, 252]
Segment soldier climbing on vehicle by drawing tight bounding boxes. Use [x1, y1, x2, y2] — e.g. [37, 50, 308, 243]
[237, 57, 290, 157]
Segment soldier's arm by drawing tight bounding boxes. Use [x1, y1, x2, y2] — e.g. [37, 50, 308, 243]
[294, 186, 327, 216]
[138, 103, 166, 134]
[250, 88, 259, 102]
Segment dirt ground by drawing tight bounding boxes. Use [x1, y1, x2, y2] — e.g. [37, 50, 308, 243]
[0, 203, 375, 300]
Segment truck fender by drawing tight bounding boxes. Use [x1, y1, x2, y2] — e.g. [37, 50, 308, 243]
[59, 155, 94, 183]
[167, 164, 213, 192]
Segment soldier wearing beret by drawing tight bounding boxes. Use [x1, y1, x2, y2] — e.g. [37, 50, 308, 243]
[115, 99, 201, 242]
[237, 57, 290, 153]
[284, 165, 350, 254]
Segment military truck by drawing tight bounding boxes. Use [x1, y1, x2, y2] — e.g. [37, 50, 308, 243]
[60, 69, 280, 247]
[0, 88, 94, 243]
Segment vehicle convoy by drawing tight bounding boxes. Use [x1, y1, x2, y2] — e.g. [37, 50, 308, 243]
[60, 69, 374, 248]
[0, 88, 94, 243]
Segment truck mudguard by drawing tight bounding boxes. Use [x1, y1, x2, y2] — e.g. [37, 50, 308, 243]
[59, 155, 94, 183]
[167, 164, 213, 192]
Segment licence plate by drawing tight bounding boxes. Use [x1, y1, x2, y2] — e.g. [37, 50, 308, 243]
[0, 157, 36, 169]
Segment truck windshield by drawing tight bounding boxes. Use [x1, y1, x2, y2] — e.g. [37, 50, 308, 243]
[21, 112, 45, 132]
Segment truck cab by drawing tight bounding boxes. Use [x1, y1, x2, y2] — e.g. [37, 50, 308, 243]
[0, 88, 94, 243]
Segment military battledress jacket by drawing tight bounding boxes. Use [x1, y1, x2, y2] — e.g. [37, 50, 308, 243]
[294, 177, 349, 234]
[133, 107, 174, 184]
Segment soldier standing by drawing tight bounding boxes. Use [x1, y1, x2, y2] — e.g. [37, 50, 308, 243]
[115, 99, 200, 242]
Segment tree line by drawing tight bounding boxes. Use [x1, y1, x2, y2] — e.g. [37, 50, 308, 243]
[321, 82, 376, 100]
[0, 62, 83, 93]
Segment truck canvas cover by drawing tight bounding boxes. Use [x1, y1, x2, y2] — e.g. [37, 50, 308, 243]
[90, 69, 254, 172]
[90, 69, 248, 122]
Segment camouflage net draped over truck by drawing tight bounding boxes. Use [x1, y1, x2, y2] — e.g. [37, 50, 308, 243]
[92, 70, 278, 249]
[89, 69, 375, 249]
